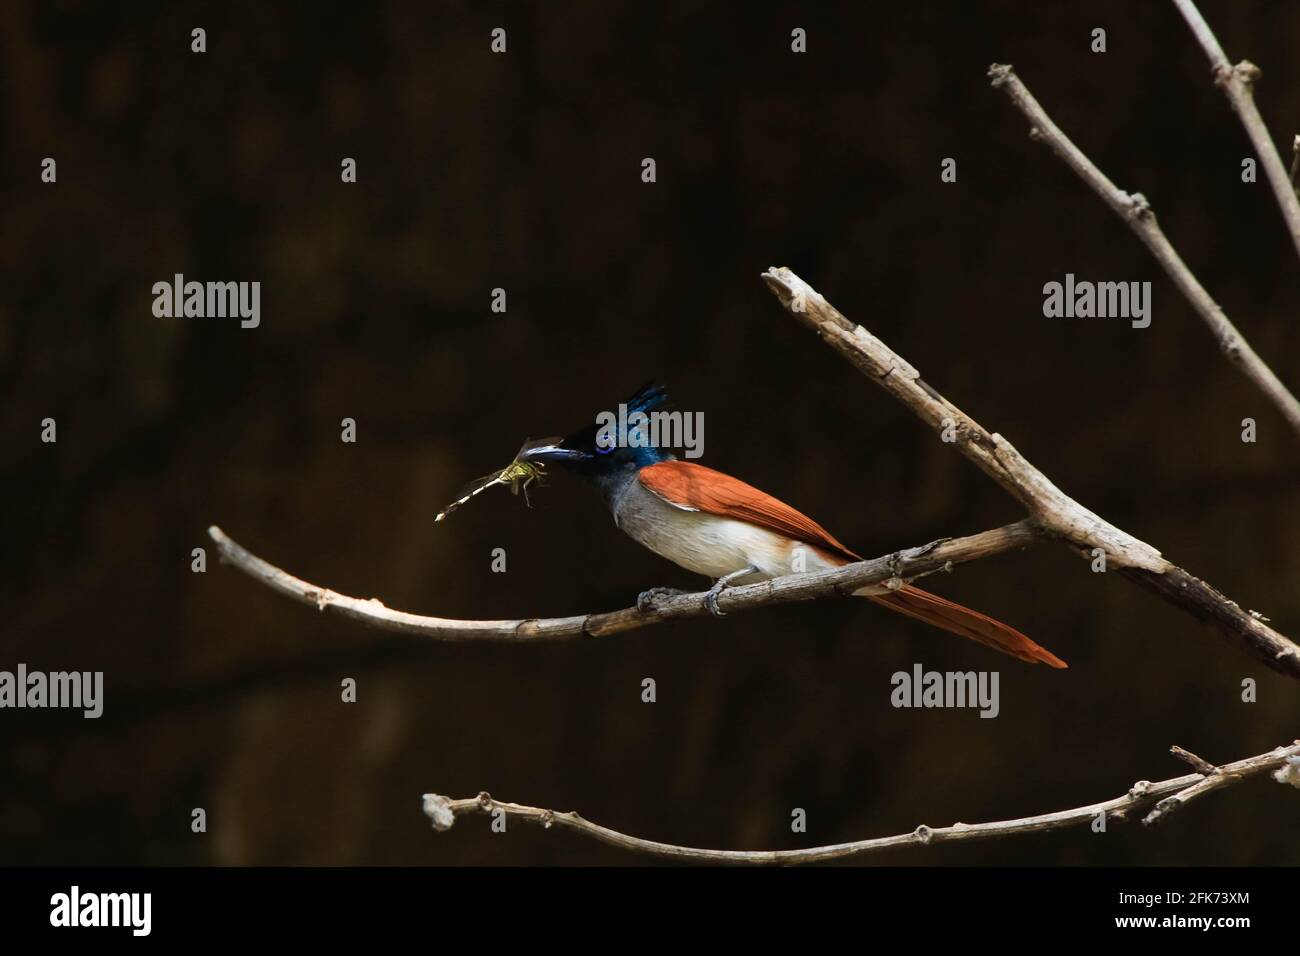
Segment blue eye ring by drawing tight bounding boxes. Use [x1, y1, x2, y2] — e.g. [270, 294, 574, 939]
[596, 443, 614, 455]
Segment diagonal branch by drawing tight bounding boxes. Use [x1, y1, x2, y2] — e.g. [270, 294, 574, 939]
[761, 266, 1300, 680]
[987, 63, 1300, 438]
[1172, 0, 1300, 265]
[1291, 134, 1300, 199]
[207, 520, 1040, 641]
[422, 740, 1300, 864]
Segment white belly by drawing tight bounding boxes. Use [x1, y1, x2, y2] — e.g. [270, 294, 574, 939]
[612, 479, 844, 582]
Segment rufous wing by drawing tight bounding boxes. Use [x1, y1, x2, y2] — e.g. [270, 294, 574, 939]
[637, 460, 860, 563]
[638, 460, 1067, 668]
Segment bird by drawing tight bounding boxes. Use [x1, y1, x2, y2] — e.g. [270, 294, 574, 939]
[516, 384, 1067, 668]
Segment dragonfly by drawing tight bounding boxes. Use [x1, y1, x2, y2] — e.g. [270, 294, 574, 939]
[434, 437, 562, 522]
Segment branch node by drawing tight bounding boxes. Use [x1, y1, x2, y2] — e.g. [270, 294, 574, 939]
[1233, 59, 1261, 87]
[1125, 191, 1153, 221]
[912, 824, 934, 845]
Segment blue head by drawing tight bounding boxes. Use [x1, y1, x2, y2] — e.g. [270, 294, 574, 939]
[518, 383, 675, 500]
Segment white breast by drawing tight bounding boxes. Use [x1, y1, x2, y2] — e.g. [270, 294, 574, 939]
[612, 479, 844, 582]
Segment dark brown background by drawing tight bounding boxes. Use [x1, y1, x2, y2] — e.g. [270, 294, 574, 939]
[2, 0, 1297, 865]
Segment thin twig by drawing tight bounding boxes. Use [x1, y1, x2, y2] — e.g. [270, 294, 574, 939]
[422, 741, 1300, 864]
[207, 520, 1040, 642]
[761, 266, 1300, 679]
[988, 63, 1300, 439]
[1170, 745, 1218, 776]
[1172, 0, 1300, 265]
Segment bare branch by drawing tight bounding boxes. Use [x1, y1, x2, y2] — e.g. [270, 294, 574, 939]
[762, 266, 1300, 680]
[422, 741, 1300, 864]
[207, 520, 1040, 642]
[988, 63, 1300, 439]
[1145, 749, 1242, 826]
[1172, 0, 1300, 264]
[1289, 134, 1300, 198]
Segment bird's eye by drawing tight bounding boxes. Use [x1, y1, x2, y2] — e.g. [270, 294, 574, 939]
[596, 444, 613, 456]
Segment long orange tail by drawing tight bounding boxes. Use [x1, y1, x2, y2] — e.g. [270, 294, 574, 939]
[865, 584, 1067, 668]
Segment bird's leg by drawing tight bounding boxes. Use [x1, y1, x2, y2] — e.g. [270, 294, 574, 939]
[636, 586, 690, 614]
[705, 565, 758, 617]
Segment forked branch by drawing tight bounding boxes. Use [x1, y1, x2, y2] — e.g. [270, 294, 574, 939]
[422, 741, 1300, 864]
[761, 267, 1300, 680]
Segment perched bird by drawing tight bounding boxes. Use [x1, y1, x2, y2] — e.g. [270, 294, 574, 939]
[517, 384, 1066, 668]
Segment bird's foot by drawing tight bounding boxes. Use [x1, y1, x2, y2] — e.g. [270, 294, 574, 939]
[705, 582, 727, 617]
[704, 565, 759, 618]
[636, 586, 689, 614]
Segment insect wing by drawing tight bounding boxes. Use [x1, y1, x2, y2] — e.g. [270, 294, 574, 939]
[515, 436, 563, 456]
[434, 469, 508, 522]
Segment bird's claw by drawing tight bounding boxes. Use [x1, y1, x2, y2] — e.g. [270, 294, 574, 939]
[702, 566, 757, 618]
[637, 586, 688, 614]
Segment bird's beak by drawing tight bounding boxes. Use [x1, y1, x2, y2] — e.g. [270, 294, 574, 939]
[517, 442, 590, 464]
